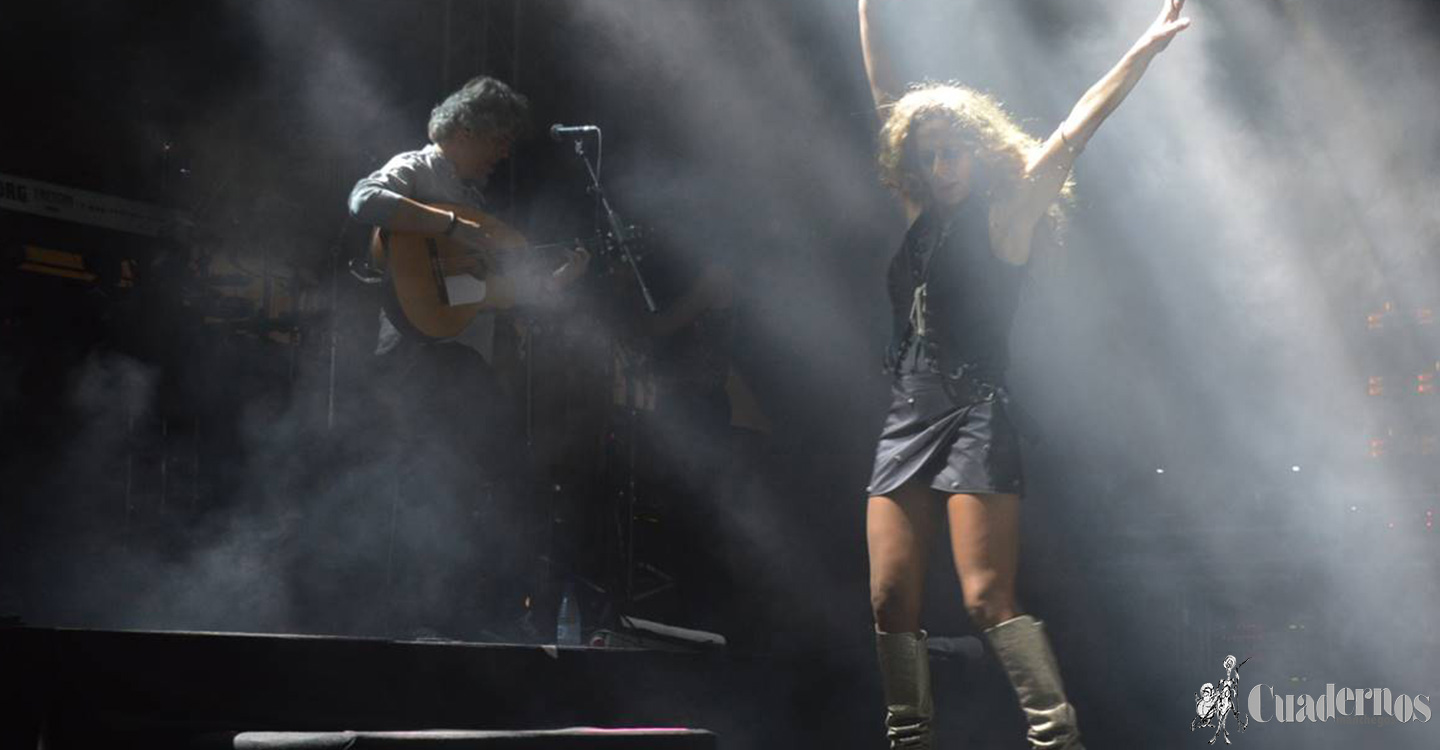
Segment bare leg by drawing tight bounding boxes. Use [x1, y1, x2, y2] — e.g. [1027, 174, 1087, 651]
[951, 492, 1084, 750]
[869, 481, 941, 749]
[868, 482, 941, 632]
[945, 492, 1021, 629]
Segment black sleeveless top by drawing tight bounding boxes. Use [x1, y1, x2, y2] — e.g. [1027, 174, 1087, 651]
[884, 196, 1026, 383]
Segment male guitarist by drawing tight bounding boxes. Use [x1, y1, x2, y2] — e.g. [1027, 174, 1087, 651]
[347, 75, 586, 639]
[349, 75, 589, 361]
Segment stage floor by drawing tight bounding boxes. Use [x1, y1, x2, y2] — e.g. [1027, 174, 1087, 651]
[0, 626, 882, 750]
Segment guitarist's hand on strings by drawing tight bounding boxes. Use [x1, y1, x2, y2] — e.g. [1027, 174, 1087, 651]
[548, 245, 591, 291]
[448, 216, 502, 269]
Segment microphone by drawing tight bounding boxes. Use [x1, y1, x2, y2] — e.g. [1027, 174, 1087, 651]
[549, 123, 600, 141]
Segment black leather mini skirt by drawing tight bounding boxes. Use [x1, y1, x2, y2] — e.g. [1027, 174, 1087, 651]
[867, 372, 1024, 498]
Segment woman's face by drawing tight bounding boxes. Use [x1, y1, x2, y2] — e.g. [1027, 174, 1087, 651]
[911, 118, 974, 208]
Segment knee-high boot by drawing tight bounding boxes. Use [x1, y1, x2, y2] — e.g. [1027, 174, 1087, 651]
[875, 629, 933, 749]
[984, 615, 1085, 750]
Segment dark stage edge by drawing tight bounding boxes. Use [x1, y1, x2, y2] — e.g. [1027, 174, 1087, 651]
[231, 729, 715, 749]
[0, 627, 871, 750]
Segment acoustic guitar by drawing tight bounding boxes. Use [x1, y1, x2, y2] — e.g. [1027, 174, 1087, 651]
[370, 203, 592, 340]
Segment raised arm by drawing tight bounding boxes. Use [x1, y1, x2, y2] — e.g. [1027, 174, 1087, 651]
[1056, 0, 1190, 154]
[859, 0, 904, 111]
[999, 0, 1192, 243]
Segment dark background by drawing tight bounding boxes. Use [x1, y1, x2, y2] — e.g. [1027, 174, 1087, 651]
[2, 1, 1439, 747]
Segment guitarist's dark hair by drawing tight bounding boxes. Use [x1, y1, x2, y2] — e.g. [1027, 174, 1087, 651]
[428, 76, 532, 144]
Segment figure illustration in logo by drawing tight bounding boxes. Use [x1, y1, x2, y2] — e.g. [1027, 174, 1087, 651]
[1192, 654, 1251, 744]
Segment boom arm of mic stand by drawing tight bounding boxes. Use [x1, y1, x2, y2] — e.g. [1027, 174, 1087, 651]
[571, 139, 658, 314]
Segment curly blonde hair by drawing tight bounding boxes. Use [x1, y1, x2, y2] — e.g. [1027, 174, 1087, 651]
[878, 83, 1073, 225]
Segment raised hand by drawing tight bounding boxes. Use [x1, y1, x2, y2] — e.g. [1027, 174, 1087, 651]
[1138, 0, 1191, 56]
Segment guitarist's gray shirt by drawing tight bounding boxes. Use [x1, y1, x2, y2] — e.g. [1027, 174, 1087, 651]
[349, 144, 494, 361]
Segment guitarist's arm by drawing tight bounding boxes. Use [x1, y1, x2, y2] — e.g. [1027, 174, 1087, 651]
[370, 196, 465, 236]
[350, 157, 442, 230]
[348, 160, 494, 259]
[468, 242, 590, 311]
[351, 191, 495, 264]
[502, 246, 591, 309]
[374, 198, 501, 264]
[349, 157, 587, 305]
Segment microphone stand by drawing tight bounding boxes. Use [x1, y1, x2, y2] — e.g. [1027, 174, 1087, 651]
[558, 130, 663, 628]
[565, 133, 657, 314]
